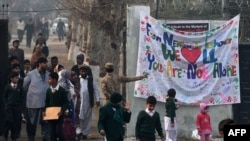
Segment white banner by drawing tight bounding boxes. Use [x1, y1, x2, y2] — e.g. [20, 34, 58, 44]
[134, 13, 240, 105]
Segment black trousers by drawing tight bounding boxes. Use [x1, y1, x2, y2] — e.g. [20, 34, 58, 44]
[4, 105, 22, 140]
[48, 117, 65, 141]
[139, 136, 156, 141]
[26, 33, 33, 47]
[17, 29, 24, 42]
[58, 30, 64, 41]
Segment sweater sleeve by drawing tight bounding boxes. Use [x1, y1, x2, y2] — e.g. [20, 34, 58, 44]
[166, 99, 176, 124]
[170, 102, 175, 124]
[3, 85, 9, 105]
[155, 113, 164, 137]
[98, 107, 106, 132]
[45, 89, 50, 109]
[123, 109, 131, 123]
[60, 88, 69, 113]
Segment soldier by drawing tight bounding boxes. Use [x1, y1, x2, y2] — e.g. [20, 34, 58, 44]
[101, 62, 149, 104]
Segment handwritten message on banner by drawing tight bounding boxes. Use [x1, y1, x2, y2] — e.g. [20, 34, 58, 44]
[134, 13, 240, 105]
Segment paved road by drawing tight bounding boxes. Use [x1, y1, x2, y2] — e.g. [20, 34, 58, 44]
[7, 35, 103, 141]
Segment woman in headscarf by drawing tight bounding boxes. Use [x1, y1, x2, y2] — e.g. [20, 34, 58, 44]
[57, 67, 75, 102]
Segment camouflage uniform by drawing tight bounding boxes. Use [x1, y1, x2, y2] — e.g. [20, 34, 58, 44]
[101, 62, 145, 104]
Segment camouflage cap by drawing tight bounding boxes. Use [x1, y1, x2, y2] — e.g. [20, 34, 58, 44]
[105, 62, 114, 69]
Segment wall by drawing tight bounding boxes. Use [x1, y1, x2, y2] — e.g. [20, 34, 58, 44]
[126, 6, 233, 138]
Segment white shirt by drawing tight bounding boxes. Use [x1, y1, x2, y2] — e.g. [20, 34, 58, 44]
[145, 108, 155, 117]
[79, 76, 100, 102]
[79, 76, 100, 119]
[17, 21, 25, 30]
[50, 84, 60, 93]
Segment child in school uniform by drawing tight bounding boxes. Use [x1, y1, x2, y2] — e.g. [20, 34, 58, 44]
[44, 72, 69, 141]
[23, 59, 31, 76]
[3, 72, 24, 141]
[135, 96, 165, 141]
[196, 103, 212, 141]
[98, 92, 131, 141]
[10, 62, 25, 137]
[165, 88, 179, 141]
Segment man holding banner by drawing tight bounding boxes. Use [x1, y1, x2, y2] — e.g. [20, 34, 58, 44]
[101, 62, 149, 105]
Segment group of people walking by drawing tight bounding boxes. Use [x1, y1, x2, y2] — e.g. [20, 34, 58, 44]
[16, 17, 48, 48]
[1, 32, 236, 141]
[15, 16, 66, 48]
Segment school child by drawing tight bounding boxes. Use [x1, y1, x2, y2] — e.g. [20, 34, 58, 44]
[23, 59, 31, 76]
[218, 118, 235, 139]
[165, 88, 179, 141]
[196, 103, 212, 141]
[98, 92, 131, 141]
[44, 72, 69, 141]
[10, 64, 24, 85]
[135, 96, 164, 141]
[10, 63, 25, 137]
[3, 72, 24, 141]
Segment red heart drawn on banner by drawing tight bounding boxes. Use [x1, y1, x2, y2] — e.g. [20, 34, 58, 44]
[181, 47, 201, 64]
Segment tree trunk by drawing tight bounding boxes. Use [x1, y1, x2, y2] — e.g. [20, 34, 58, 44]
[67, 20, 77, 60]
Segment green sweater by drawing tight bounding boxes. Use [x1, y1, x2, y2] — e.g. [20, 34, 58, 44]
[135, 110, 163, 139]
[3, 84, 23, 105]
[98, 102, 131, 141]
[165, 98, 177, 123]
[45, 86, 69, 113]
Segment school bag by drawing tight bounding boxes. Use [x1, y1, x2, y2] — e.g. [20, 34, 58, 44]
[62, 116, 76, 140]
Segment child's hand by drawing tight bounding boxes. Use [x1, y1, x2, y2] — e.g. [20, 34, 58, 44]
[99, 130, 105, 136]
[171, 123, 175, 127]
[58, 111, 62, 116]
[124, 102, 131, 111]
[64, 109, 69, 116]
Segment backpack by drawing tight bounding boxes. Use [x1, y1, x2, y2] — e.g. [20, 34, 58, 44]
[62, 116, 76, 140]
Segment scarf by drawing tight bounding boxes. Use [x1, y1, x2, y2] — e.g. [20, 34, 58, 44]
[87, 76, 94, 107]
[107, 102, 124, 125]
